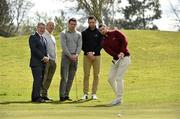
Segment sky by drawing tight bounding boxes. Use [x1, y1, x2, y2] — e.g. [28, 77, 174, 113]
[29, 0, 180, 31]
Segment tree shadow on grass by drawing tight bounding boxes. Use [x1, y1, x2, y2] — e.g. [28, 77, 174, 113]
[76, 104, 119, 107]
[51, 98, 100, 104]
[0, 99, 99, 105]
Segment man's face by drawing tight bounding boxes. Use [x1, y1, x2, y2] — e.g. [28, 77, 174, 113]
[99, 26, 107, 35]
[88, 19, 96, 29]
[68, 21, 77, 31]
[46, 22, 54, 33]
[37, 25, 45, 35]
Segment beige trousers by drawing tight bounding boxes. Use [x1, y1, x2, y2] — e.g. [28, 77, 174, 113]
[108, 56, 130, 100]
[83, 56, 101, 94]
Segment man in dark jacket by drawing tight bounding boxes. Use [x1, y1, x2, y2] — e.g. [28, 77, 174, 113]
[81, 16, 102, 100]
[29, 23, 49, 103]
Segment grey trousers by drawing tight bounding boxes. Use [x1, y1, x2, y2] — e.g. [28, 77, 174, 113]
[59, 54, 77, 98]
[41, 59, 56, 97]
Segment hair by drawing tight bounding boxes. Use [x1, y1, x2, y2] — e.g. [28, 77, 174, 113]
[37, 22, 45, 27]
[98, 23, 106, 29]
[47, 21, 55, 26]
[88, 15, 96, 21]
[68, 18, 77, 23]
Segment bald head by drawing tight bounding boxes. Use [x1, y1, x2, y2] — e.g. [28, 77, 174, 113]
[46, 21, 55, 34]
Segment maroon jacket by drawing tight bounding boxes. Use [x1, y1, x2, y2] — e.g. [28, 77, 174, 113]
[101, 30, 130, 60]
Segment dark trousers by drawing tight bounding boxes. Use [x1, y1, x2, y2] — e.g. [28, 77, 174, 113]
[59, 54, 77, 98]
[31, 66, 45, 101]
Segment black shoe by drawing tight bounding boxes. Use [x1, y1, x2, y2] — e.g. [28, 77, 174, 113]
[60, 97, 66, 101]
[42, 97, 53, 101]
[65, 96, 72, 101]
[32, 98, 45, 103]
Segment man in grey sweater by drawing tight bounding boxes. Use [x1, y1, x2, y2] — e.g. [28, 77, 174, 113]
[41, 21, 57, 101]
[59, 18, 82, 101]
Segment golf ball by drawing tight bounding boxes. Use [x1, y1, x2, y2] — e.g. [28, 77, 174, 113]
[117, 113, 122, 117]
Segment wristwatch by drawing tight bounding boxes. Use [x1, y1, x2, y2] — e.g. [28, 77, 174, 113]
[87, 52, 95, 55]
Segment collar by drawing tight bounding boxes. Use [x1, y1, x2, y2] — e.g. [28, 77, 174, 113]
[45, 30, 51, 35]
[67, 28, 76, 33]
[36, 31, 43, 37]
[87, 27, 97, 31]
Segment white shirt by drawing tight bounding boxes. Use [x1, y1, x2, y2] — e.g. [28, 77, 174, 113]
[43, 30, 57, 61]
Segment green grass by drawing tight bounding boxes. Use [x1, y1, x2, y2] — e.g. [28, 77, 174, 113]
[0, 30, 180, 119]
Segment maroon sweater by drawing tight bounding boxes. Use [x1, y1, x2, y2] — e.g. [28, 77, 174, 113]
[101, 30, 130, 60]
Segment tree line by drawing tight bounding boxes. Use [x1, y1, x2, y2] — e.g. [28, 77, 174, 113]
[0, 0, 179, 37]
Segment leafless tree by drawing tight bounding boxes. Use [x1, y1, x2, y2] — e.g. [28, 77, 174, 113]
[8, 0, 34, 33]
[33, 11, 52, 24]
[59, 0, 121, 25]
[168, 0, 180, 30]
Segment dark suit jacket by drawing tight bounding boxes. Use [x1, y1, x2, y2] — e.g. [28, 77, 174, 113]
[29, 32, 47, 67]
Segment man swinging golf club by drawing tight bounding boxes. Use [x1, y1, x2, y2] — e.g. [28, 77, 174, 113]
[99, 24, 131, 106]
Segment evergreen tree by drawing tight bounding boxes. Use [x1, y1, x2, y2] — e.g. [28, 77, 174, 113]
[0, 0, 13, 36]
[122, 0, 161, 29]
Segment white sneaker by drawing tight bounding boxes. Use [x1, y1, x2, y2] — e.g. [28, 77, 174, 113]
[92, 94, 98, 100]
[110, 98, 121, 106]
[81, 94, 88, 100]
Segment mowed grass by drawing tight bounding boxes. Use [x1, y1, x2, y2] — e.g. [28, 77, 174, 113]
[0, 30, 180, 119]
